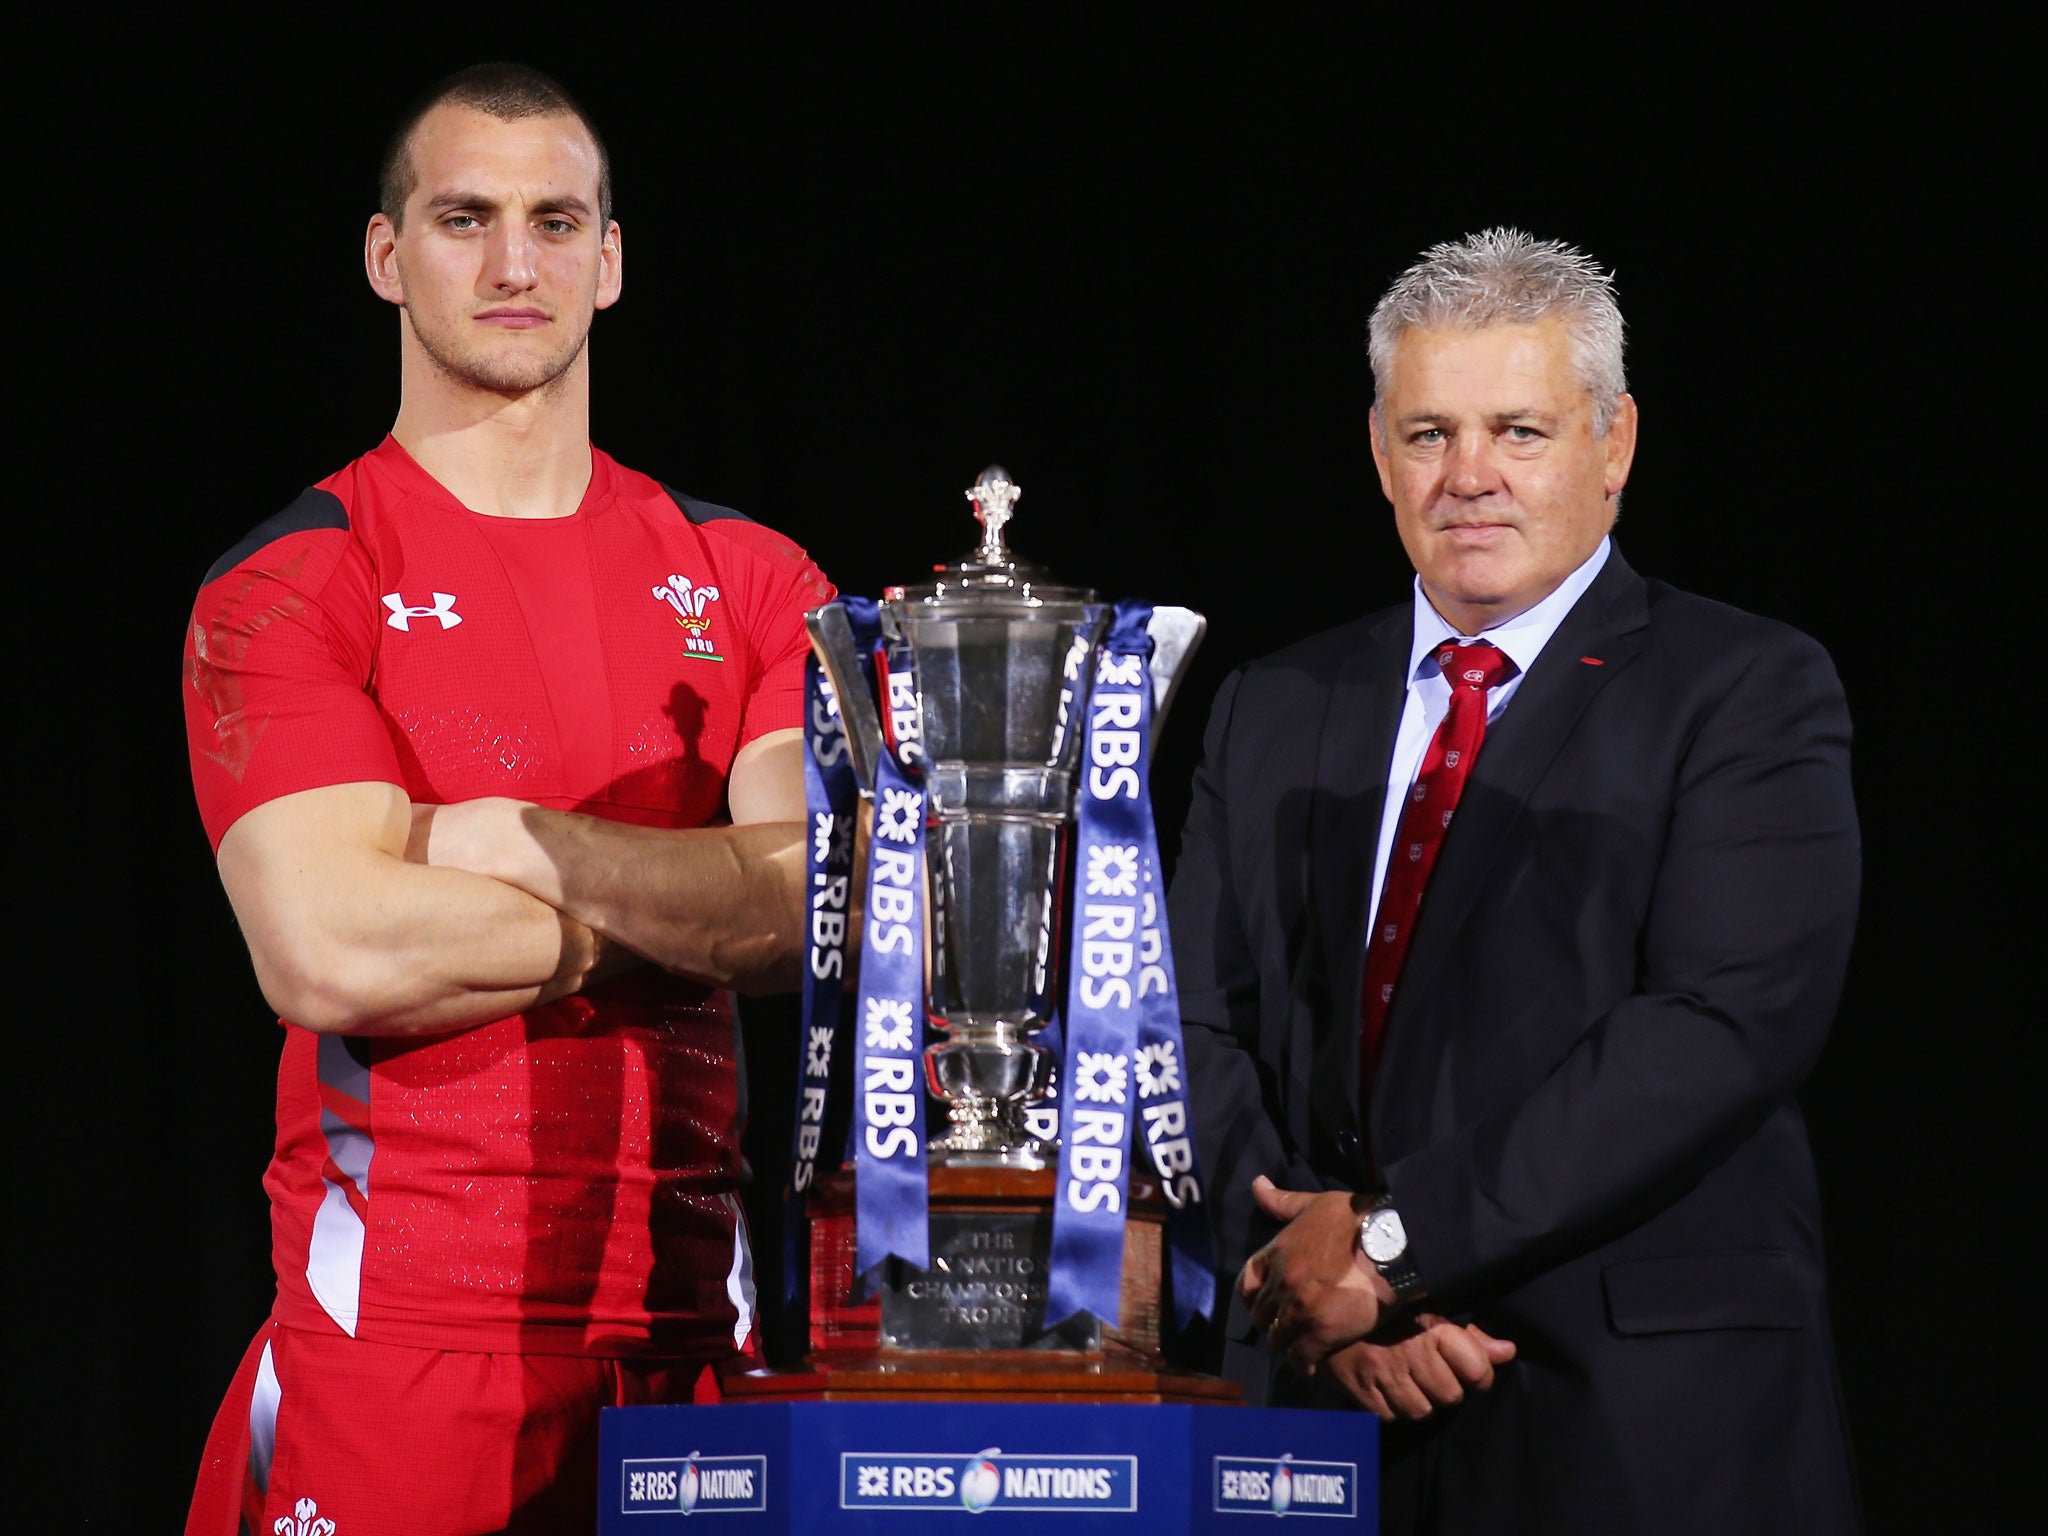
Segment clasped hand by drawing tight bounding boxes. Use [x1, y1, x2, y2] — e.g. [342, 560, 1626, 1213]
[1239, 1176, 1388, 1374]
[1322, 1314, 1517, 1423]
[1238, 1175, 1514, 1421]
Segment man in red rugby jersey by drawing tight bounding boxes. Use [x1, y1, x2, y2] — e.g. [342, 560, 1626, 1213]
[182, 61, 830, 1536]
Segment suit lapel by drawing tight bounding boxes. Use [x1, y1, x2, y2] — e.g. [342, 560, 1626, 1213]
[1370, 550, 1652, 1134]
[1306, 606, 1410, 1136]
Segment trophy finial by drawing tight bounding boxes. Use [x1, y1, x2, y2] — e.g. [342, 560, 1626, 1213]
[966, 464, 1020, 565]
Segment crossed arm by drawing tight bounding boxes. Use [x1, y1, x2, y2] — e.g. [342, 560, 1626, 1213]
[216, 729, 808, 1037]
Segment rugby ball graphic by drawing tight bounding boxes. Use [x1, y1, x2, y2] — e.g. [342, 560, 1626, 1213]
[960, 1449, 1002, 1513]
[1272, 1459, 1293, 1514]
[679, 1456, 700, 1513]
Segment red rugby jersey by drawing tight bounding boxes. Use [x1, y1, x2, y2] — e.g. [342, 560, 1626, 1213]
[183, 436, 833, 1357]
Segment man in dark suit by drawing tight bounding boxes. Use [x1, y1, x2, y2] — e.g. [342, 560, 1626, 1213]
[1172, 228, 1860, 1534]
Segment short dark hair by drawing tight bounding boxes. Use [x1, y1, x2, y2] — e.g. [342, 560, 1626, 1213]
[378, 61, 612, 228]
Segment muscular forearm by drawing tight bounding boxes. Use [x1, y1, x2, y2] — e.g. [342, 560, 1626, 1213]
[422, 800, 806, 994]
[219, 784, 637, 1036]
[257, 869, 627, 1035]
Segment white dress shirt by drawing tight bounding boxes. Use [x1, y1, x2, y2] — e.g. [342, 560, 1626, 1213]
[1366, 537, 1612, 933]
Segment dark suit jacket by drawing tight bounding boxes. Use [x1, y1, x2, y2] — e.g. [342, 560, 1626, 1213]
[1172, 549, 1861, 1536]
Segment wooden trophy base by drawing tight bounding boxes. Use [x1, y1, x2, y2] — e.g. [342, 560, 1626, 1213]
[722, 1164, 1241, 1406]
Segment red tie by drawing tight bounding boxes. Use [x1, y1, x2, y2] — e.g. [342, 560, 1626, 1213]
[1359, 640, 1519, 1088]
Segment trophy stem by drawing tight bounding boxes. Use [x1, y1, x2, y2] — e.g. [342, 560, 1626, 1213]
[924, 1029, 1056, 1167]
[928, 1100, 1053, 1168]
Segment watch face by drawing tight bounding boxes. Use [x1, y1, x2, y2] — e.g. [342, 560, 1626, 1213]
[1364, 1209, 1407, 1264]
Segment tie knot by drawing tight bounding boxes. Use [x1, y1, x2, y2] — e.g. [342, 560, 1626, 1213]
[1434, 640, 1517, 692]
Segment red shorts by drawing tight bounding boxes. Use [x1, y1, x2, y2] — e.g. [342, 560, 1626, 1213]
[185, 1322, 742, 1536]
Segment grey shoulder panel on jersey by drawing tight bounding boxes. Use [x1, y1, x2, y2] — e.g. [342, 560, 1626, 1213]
[660, 483, 755, 525]
[203, 486, 349, 586]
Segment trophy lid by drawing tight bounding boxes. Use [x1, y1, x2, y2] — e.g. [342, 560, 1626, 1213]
[885, 465, 1096, 607]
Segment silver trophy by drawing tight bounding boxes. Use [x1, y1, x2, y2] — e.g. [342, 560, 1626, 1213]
[807, 466, 1206, 1168]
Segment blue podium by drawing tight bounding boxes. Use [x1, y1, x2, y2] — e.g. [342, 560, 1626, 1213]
[598, 1400, 1375, 1533]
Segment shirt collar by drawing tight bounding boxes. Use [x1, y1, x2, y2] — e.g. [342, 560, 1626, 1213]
[1406, 535, 1612, 682]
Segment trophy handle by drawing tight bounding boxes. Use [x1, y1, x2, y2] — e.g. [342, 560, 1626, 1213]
[805, 603, 886, 792]
[1144, 605, 1207, 746]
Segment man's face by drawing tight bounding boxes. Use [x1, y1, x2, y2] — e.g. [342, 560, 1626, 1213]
[366, 104, 621, 397]
[1369, 317, 1636, 634]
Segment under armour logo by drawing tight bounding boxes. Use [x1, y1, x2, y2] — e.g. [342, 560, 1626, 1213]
[382, 592, 462, 631]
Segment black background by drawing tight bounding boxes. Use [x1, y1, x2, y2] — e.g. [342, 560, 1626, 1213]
[24, 8, 2012, 1531]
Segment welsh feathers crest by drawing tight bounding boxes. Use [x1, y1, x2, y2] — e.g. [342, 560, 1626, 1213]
[653, 574, 721, 631]
[653, 574, 725, 659]
[275, 1498, 337, 1536]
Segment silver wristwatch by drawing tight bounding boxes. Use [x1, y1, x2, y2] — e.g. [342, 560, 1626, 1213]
[1357, 1192, 1425, 1301]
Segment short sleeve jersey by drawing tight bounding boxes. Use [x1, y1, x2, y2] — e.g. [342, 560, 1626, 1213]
[182, 437, 835, 1358]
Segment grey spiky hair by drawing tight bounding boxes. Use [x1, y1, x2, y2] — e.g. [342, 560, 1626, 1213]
[1369, 227, 1627, 435]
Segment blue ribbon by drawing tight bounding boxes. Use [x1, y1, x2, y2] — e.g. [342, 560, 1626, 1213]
[1045, 602, 1155, 1326]
[1045, 602, 1216, 1329]
[792, 655, 860, 1178]
[852, 627, 932, 1283]
[788, 611, 872, 1306]
[1134, 844, 1217, 1329]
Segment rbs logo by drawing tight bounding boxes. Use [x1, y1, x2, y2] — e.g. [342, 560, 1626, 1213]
[1214, 1455, 1358, 1518]
[620, 1454, 766, 1516]
[842, 1451, 1136, 1512]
